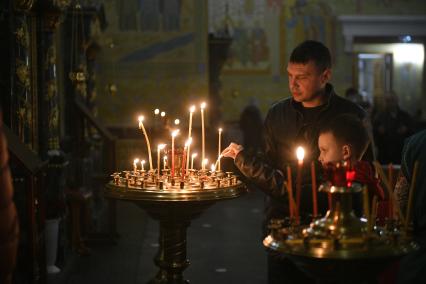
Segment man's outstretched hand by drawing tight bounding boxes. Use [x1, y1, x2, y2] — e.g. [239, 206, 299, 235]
[221, 143, 244, 160]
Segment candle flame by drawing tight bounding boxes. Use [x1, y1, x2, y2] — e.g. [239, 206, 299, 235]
[185, 138, 192, 147]
[172, 129, 180, 137]
[158, 144, 166, 150]
[174, 119, 180, 125]
[141, 160, 145, 165]
[163, 156, 167, 161]
[190, 105, 196, 113]
[296, 146, 305, 161]
[134, 158, 139, 164]
[203, 158, 208, 165]
[138, 116, 144, 123]
[211, 164, 216, 172]
[192, 153, 198, 158]
[218, 127, 223, 132]
[154, 109, 160, 115]
[200, 102, 206, 109]
[160, 111, 166, 117]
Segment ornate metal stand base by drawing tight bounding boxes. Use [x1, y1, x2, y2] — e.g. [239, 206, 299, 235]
[104, 180, 245, 283]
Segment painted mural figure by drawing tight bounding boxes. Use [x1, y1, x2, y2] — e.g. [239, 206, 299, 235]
[250, 22, 269, 65]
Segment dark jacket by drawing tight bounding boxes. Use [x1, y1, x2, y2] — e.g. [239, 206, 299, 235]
[235, 84, 368, 228]
[397, 130, 426, 284]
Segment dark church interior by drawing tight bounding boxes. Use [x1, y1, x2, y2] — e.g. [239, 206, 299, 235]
[1, 0, 426, 283]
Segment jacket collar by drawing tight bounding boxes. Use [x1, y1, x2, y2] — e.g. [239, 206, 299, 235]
[290, 83, 335, 112]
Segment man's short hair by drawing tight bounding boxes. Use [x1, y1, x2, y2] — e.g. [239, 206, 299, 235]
[318, 114, 369, 160]
[289, 40, 332, 72]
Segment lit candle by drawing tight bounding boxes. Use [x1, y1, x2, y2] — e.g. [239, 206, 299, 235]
[311, 161, 318, 217]
[295, 146, 305, 211]
[185, 137, 192, 173]
[191, 153, 197, 170]
[200, 102, 206, 170]
[160, 111, 166, 117]
[211, 163, 216, 173]
[163, 155, 167, 170]
[157, 144, 166, 179]
[187, 105, 195, 171]
[174, 119, 180, 125]
[188, 105, 195, 139]
[202, 158, 208, 171]
[182, 139, 191, 176]
[141, 160, 145, 171]
[154, 109, 160, 130]
[133, 158, 139, 173]
[171, 129, 179, 178]
[217, 128, 222, 171]
[138, 116, 153, 171]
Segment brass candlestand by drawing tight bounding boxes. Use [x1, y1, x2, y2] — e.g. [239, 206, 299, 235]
[264, 181, 418, 283]
[105, 169, 246, 283]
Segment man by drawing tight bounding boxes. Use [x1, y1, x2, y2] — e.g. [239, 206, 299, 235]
[223, 40, 369, 283]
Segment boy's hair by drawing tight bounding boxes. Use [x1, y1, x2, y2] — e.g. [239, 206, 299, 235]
[318, 114, 369, 160]
[289, 40, 332, 72]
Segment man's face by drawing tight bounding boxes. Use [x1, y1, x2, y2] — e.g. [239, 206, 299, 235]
[287, 61, 330, 107]
[318, 132, 344, 166]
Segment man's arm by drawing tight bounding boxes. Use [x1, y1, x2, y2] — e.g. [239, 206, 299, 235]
[222, 143, 287, 198]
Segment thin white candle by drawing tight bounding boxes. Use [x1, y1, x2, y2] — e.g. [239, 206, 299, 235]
[188, 105, 195, 139]
[200, 102, 206, 170]
[138, 116, 153, 171]
[133, 158, 139, 173]
[202, 158, 208, 171]
[187, 106, 195, 171]
[191, 153, 197, 170]
[185, 137, 192, 173]
[141, 160, 145, 171]
[171, 129, 179, 177]
[157, 144, 166, 179]
[163, 156, 167, 170]
[218, 128, 222, 171]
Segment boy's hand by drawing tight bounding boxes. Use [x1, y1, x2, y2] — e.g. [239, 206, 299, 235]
[221, 143, 244, 160]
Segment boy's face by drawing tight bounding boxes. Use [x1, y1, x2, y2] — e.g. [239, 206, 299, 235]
[318, 132, 350, 166]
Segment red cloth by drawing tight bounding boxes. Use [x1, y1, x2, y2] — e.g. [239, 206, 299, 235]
[322, 161, 385, 200]
[352, 161, 385, 201]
